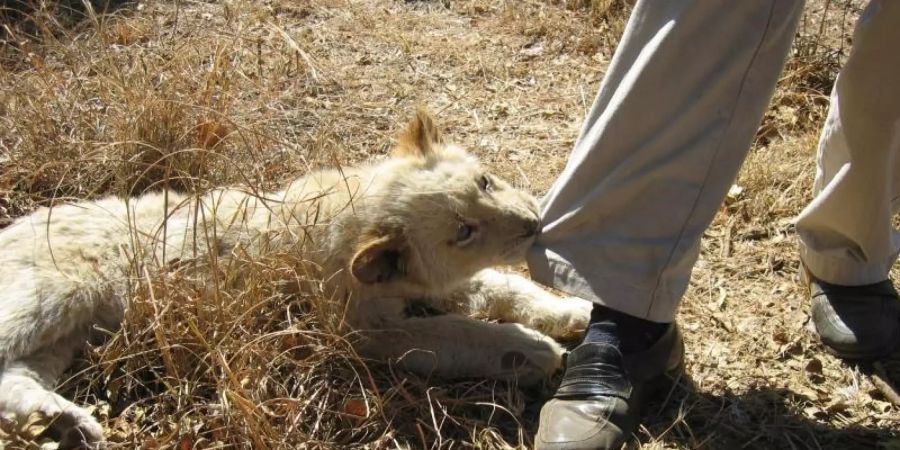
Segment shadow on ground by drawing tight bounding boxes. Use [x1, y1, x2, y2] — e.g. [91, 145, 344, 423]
[1, 0, 132, 34]
[636, 367, 897, 450]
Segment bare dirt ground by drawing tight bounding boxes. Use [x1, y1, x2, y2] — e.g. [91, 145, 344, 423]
[1, 0, 897, 449]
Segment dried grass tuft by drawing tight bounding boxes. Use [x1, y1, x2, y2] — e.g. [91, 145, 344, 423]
[1, 0, 897, 449]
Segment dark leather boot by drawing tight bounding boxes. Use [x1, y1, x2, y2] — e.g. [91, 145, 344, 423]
[805, 270, 900, 359]
[534, 324, 683, 450]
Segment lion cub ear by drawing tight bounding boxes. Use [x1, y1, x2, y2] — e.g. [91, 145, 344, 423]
[395, 108, 443, 158]
[350, 233, 410, 284]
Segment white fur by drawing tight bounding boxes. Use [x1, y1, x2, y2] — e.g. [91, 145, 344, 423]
[0, 112, 591, 447]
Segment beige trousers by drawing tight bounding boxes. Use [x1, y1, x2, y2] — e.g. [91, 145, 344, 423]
[797, 1, 900, 287]
[528, 0, 900, 322]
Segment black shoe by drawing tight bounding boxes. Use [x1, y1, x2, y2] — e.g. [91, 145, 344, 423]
[805, 269, 900, 359]
[534, 324, 683, 450]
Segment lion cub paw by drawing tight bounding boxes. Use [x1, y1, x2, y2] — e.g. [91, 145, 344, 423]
[499, 327, 564, 385]
[554, 297, 592, 337]
[529, 297, 592, 340]
[52, 409, 105, 450]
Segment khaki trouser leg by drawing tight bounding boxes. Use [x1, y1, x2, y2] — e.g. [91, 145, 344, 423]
[797, 0, 900, 286]
[527, 0, 804, 322]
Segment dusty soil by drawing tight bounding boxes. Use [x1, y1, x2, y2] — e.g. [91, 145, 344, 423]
[1, 0, 896, 449]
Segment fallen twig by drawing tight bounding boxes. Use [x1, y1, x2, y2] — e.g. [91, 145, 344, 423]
[872, 362, 900, 407]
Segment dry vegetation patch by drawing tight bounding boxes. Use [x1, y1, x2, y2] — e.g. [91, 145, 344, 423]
[0, 0, 897, 449]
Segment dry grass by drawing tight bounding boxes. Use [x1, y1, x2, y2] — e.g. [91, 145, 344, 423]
[0, 0, 898, 449]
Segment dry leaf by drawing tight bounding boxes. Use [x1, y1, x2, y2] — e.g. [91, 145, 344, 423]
[197, 119, 229, 149]
[179, 435, 195, 450]
[343, 398, 368, 418]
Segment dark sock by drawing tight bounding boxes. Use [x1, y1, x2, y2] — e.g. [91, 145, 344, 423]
[583, 304, 669, 354]
[583, 321, 621, 348]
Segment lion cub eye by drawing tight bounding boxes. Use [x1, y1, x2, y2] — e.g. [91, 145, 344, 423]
[456, 223, 477, 246]
[478, 174, 492, 193]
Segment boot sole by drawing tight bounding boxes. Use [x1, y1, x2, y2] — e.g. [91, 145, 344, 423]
[801, 263, 900, 360]
[814, 321, 900, 360]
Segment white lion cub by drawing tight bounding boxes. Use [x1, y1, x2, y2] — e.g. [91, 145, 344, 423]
[0, 111, 591, 448]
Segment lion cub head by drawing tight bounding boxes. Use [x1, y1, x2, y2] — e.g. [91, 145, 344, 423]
[350, 110, 540, 294]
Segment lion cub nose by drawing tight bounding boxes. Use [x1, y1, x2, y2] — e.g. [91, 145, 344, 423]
[523, 217, 541, 237]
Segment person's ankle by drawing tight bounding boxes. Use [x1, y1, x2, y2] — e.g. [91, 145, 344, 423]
[583, 304, 669, 354]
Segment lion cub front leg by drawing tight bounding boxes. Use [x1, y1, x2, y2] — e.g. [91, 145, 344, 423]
[357, 301, 564, 385]
[443, 269, 592, 339]
[0, 342, 105, 449]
